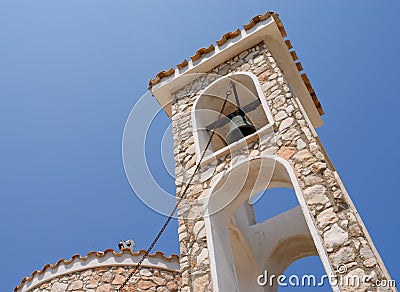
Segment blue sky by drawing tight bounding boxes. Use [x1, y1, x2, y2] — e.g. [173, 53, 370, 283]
[1, 1, 399, 291]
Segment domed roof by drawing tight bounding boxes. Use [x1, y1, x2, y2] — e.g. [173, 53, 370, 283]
[15, 248, 179, 292]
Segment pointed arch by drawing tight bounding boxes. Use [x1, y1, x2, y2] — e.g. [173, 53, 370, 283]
[203, 155, 337, 292]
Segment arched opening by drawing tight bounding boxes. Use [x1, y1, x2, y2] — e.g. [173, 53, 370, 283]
[204, 156, 333, 292]
[278, 256, 327, 291]
[250, 187, 299, 224]
[229, 221, 263, 292]
[192, 72, 274, 161]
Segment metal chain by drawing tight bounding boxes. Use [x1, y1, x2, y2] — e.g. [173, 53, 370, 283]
[117, 82, 233, 292]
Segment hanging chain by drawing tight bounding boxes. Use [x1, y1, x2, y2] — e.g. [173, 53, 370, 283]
[117, 82, 233, 292]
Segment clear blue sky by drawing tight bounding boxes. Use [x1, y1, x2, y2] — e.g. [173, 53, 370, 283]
[1, 1, 399, 291]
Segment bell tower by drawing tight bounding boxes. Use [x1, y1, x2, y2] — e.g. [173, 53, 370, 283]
[149, 12, 395, 292]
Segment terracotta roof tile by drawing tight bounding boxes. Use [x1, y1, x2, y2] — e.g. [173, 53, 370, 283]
[295, 62, 303, 72]
[301, 73, 311, 88]
[301, 73, 324, 115]
[149, 67, 175, 88]
[216, 28, 241, 46]
[285, 40, 293, 50]
[190, 44, 215, 62]
[148, 11, 323, 116]
[271, 13, 287, 38]
[14, 249, 179, 292]
[176, 59, 188, 70]
[148, 11, 276, 90]
[290, 50, 299, 62]
[243, 12, 271, 31]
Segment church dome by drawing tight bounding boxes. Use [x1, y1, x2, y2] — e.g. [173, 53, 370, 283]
[15, 249, 180, 292]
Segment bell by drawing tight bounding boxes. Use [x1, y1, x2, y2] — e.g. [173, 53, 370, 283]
[226, 113, 257, 144]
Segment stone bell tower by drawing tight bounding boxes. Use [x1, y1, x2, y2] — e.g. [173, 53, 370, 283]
[149, 12, 395, 292]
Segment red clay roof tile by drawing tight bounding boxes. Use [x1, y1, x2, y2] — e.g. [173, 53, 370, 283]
[14, 249, 179, 292]
[148, 11, 323, 116]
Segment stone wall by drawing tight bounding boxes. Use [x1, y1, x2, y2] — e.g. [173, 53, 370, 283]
[15, 249, 181, 292]
[30, 266, 180, 292]
[171, 41, 393, 291]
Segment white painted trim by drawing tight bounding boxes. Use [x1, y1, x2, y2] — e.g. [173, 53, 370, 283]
[203, 155, 339, 292]
[16, 250, 180, 292]
[150, 15, 323, 128]
[191, 72, 275, 164]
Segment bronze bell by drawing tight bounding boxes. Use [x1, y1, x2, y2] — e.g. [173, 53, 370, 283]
[226, 113, 257, 144]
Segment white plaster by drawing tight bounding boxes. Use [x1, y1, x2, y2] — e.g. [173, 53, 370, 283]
[150, 16, 323, 128]
[191, 72, 274, 163]
[16, 250, 179, 292]
[203, 155, 337, 292]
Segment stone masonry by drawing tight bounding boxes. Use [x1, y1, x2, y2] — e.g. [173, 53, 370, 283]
[23, 265, 180, 292]
[15, 249, 181, 292]
[171, 41, 393, 291]
[16, 14, 395, 292]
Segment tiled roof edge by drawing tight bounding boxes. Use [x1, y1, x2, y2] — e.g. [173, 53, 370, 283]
[14, 249, 179, 291]
[148, 11, 324, 116]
